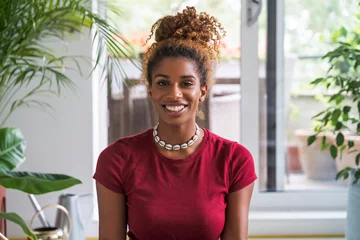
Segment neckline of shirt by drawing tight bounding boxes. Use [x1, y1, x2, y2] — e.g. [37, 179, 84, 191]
[149, 127, 209, 163]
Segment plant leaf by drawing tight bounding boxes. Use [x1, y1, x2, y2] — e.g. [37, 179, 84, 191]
[354, 169, 360, 184]
[343, 106, 351, 114]
[321, 143, 329, 151]
[335, 121, 343, 130]
[0, 127, 26, 170]
[348, 140, 355, 149]
[336, 132, 344, 146]
[330, 145, 338, 159]
[0, 211, 37, 240]
[0, 169, 82, 194]
[335, 95, 345, 105]
[336, 167, 352, 180]
[307, 135, 316, 146]
[356, 154, 360, 166]
[332, 109, 342, 122]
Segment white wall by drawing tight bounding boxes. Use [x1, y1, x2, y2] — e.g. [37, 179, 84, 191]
[6, 32, 100, 238]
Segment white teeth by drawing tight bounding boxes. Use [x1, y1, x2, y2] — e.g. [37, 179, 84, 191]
[165, 105, 185, 112]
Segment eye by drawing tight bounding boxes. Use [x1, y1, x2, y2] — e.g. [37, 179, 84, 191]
[182, 81, 194, 87]
[156, 80, 168, 86]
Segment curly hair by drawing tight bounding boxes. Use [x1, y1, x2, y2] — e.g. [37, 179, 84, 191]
[141, 6, 226, 88]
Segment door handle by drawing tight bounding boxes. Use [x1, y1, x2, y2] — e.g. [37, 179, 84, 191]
[247, 0, 263, 26]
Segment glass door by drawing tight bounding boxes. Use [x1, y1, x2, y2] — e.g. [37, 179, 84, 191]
[241, 0, 358, 235]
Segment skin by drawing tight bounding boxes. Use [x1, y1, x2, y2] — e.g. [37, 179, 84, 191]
[96, 56, 255, 240]
[148, 57, 208, 159]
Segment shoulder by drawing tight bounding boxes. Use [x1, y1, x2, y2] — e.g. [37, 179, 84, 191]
[98, 129, 152, 164]
[106, 129, 152, 153]
[206, 129, 234, 149]
[205, 129, 254, 165]
[206, 129, 250, 155]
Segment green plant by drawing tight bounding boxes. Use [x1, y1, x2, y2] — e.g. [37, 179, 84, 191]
[308, 13, 360, 184]
[0, 0, 136, 238]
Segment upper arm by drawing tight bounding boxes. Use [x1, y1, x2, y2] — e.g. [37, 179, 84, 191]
[96, 181, 127, 240]
[221, 182, 255, 240]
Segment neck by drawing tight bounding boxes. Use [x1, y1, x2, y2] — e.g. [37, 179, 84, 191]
[156, 120, 197, 145]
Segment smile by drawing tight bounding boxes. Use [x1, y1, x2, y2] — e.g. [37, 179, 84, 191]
[165, 105, 186, 112]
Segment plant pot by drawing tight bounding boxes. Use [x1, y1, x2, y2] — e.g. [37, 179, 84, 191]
[295, 129, 337, 180]
[0, 186, 6, 236]
[346, 171, 360, 240]
[287, 145, 302, 172]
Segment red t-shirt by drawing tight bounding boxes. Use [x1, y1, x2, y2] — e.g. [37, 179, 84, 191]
[93, 128, 257, 240]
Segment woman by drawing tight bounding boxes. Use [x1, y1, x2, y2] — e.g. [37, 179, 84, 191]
[93, 6, 257, 240]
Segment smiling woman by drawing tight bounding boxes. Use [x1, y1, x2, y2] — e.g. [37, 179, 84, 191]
[148, 57, 207, 128]
[93, 6, 257, 240]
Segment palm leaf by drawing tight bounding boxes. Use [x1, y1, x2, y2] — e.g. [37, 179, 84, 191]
[0, 127, 26, 171]
[0, 169, 82, 194]
[0, 0, 138, 126]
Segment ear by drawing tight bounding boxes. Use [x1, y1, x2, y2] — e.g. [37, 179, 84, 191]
[199, 84, 208, 102]
[148, 89, 152, 100]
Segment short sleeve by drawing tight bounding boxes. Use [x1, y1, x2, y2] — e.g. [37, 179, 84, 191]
[93, 145, 124, 194]
[228, 142, 257, 192]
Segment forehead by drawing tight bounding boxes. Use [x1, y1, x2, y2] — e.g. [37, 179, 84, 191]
[152, 57, 199, 76]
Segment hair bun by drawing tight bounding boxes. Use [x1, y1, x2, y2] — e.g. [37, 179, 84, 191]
[150, 6, 225, 50]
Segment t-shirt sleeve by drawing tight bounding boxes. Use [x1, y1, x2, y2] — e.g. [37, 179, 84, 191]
[229, 142, 257, 192]
[93, 145, 124, 194]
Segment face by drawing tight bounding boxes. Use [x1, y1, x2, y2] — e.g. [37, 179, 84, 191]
[148, 57, 208, 126]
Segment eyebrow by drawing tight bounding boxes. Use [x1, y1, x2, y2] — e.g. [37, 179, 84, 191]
[153, 74, 196, 80]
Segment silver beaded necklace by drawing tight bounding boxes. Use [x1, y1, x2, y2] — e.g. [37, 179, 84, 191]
[153, 123, 200, 151]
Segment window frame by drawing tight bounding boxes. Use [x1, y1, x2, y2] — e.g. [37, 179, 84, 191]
[240, 0, 347, 235]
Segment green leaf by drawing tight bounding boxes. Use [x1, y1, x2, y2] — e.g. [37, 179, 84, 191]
[321, 136, 326, 145]
[358, 102, 360, 115]
[330, 145, 338, 159]
[312, 110, 326, 119]
[357, 154, 360, 166]
[332, 109, 342, 122]
[0, 169, 82, 194]
[336, 167, 352, 180]
[348, 140, 355, 149]
[353, 169, 360, 184]
[342, 113, 349, 121]
[343, 106, 351, 114]
[0, 127, 26, 171]
[307, 135, 316, 146]
[310, 78, 325, 85]
[335, 121, 343, 130]
[321, 143, 329, 151]
[0, 211, 37, 240]
[336, 132, 344, 146]
[335, 95, 345, 105]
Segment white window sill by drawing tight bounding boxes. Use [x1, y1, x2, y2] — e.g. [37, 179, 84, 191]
[249, 210, 346, 236]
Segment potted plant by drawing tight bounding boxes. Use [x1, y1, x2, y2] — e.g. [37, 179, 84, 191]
[307, 12, 360, 239]
[0, 0, 135, 238]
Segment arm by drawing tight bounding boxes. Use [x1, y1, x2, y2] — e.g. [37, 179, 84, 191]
[96, 181, 127, 240]
[221, 182, 255, 240]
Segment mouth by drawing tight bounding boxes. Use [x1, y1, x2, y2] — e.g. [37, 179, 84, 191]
[162, 104, 188, 115]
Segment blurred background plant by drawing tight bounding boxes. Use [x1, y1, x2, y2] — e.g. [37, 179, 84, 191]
[308, 12, 360, 183]
[0, 0, 135, 238]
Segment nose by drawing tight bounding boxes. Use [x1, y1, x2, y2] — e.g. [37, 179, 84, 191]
[168, 84, 183, 100]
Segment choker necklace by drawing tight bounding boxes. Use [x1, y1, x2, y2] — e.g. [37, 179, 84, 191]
[153, 123, 200, 151]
